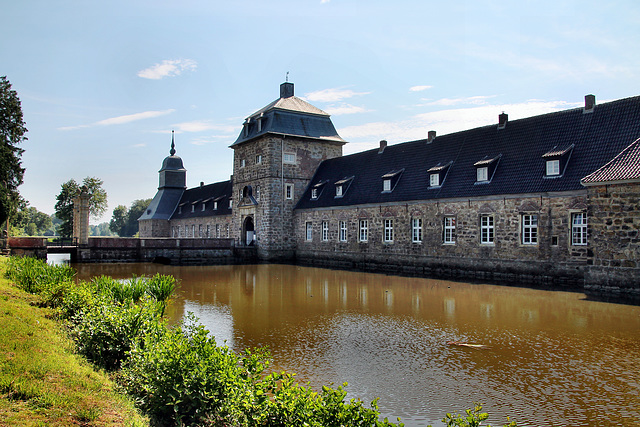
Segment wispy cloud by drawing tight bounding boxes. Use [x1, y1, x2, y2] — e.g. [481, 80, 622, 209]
[419, 95, 496, 107]
[172, 120, 238, 134]
[324, 104, 370, 116]
[304, 88, 370, 103]
[137, 59, 197, 80]
[58, 109, 176, 130]
[340, 99, 581, 154]
[409, 85, 433, 92]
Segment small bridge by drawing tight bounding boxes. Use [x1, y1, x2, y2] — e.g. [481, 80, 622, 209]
[5, 237, 257, 265]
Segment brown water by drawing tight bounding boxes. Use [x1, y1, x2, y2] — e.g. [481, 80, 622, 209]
[73, 262, 640, 427]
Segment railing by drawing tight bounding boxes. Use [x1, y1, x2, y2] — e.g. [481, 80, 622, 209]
[46, 238, 78, 247]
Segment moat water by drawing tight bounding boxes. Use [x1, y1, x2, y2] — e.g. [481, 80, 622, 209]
[70, 261, 640, 427]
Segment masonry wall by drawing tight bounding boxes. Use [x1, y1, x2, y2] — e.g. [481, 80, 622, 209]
[232, 135, 343, 260]
[584, 182, 640, 297]
[169, 215, 232, 239]
[294, 192, 590, 288]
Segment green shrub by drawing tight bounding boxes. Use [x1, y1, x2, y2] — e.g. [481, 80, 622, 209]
[5, 256, 75, 295]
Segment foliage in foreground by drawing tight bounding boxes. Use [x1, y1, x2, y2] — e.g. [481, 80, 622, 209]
[4, 256, 517, 427]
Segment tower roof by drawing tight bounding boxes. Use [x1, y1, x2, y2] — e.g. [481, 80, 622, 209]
[160, 130, 186, 172]
[231, 82, 345, 146]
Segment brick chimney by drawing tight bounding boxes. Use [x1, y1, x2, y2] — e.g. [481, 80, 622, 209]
[378, 140, 387, 154]
[427, 130, 436, 143]
[498, 112, 508, 129]
[584, 94, 596, 113]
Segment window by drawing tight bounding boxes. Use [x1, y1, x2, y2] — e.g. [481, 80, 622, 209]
[202, 203, 206, 211]
[206, 225, 210, 238]
[335, 177, 354, 198]
[322, 221, 329, 241]
[311, 188, 318, 199]
[229, 199, 233, 209]
[216, 224, 220, 238]
[192, 225, 196, 238]
[571, 212, 587, 245]
[381, 169, 403, 193]
[430, 173, 440, 187]
[444, 217, 456, 244]
[240, 159, 246, 168]
[336, 185, 343, 197]
[384, 219, 394, 243]
[199, 225, 203, 238]
[305, 222, 313, 241]
[412, 218, 423, 243]
[255, 154, 262, 164]
[213, 201, 218, 210]
[178, 206, 182, 214]
[285, 183, 294, 200]
[521, 214, 538, 245]
[477, 167, 488, 182]
[480, 215, 494, 244]
[191, 204, 195, 213]
[283, 153, 296, 164]
[339, 221, 347, 242]
[383, 179, 391, 192]
[546, 159, 560, 176]
[359, 219, 368, 242]
[255, 186, 260, 201]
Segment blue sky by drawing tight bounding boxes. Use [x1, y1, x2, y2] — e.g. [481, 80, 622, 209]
[3, 0, 639, 224]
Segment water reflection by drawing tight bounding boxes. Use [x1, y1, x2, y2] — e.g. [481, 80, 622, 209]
[73, 263, 640, 427]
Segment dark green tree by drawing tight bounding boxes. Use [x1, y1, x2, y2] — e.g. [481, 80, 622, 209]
[0, 76, 28, 227]
[109, 199, 151, 237]
[10, 203, 53, 236]
[54, 177, 108, 238]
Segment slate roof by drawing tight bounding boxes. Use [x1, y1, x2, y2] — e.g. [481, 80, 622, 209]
[170, 180, 233, 219]
[138, 188, 184, 221]
[295, 95, 640, 210]
[582, 137, 640, 185]
[231, 83, 345, 146]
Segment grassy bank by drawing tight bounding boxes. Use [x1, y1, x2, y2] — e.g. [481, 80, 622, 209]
[0, 256, 148, 426]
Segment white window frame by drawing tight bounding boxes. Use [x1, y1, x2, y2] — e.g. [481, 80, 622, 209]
[412, 218, 423, 243]
[240, 159, 246, 168]
[285, 183, 294, 200]
[383, 179, 391, 192]
[477, 167, 488, 182]
[192, 225, 196, 238]
[336, 185, 343, 197]
[322, 221, 329, 241]
[546, 159, 560, 176]
[206, 225, 210, 238]
[430, 173, 440, 187]
[339, 220, 347, 242]
[311, 188, 318, 199]
[191, 204, 195, 213]
[480, 215, 494, 245]
[255, 186, 260, 201]
[444, 217, 456, 244]
[384, 218, 394, 243]
[571, 212, 588, 246]
[521, 214, 538, 245]
[359, 219, 368, 242]
[305, 221, 313, 241]
[202, 203, 206, 211]
[283, 152, 296, 164]
[255, 154, 262, 164]
[229, 199, 233, 209]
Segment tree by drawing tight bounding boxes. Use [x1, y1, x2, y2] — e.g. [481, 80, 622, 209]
[109, 198, 151, 237]
[10, 202, 53, 236]
[0, 76, 28, 226]
[54, 177, 108, 238]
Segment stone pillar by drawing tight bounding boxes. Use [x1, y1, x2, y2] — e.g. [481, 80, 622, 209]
[72, 186, 91, 246]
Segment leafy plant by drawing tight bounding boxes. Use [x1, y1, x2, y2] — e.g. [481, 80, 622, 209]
[436, 404, 517, 427]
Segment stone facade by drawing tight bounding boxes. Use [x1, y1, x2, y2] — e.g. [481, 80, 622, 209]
[294, 192, 590, 286]
[231, 135, 343, 260]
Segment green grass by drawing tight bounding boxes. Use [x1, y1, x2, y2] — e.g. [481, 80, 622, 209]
[0, 257, 148, 427]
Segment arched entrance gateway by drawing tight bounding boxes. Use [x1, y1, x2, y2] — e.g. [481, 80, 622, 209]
[242, 216, 255, 246]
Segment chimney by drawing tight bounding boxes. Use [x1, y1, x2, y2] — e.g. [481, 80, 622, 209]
[378, 140, 387, 154]
[498, 112, 508, 129]
[427, 130, 436, 143]
[584, 94, 596, 113]
[200, 181, 204, 187]
[280, 82, 294, 98]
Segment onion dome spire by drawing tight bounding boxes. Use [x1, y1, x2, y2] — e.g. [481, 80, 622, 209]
[170, 130, 176, 156]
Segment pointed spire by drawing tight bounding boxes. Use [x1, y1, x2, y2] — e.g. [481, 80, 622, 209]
[170, 130, 176, 156]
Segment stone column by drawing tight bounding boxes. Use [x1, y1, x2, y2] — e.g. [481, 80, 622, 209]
[72, 186, 91, 246]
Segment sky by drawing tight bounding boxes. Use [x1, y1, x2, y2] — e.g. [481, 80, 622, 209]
[2, 0, 639, 224]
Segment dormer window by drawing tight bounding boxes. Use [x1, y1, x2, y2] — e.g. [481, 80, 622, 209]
[381, 169, 404, 193]
[474, 154, 501, 184]
[334, 176, 354, 198]
[477, 167, 488, 182]
[201, 203, 206, 211]
[543, 144, 574, 178]
[427, 162, 452, 188]
[310, 180, 328, 200]
[213, 201, 218, 210]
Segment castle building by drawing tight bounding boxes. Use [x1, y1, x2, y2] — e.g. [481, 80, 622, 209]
[139, 83, 640, 296]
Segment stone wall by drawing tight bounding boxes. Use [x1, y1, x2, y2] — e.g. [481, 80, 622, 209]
[169, 215, 232, 239]
[585, 182, 640, 298]
[294, 192, 590, 288]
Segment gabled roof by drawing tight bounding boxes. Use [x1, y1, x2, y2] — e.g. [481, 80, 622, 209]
[582, 137, 640, 185]
[171, 180, 232, 219]
[295, 95, 640, 210]
[231, 82, 345, 147]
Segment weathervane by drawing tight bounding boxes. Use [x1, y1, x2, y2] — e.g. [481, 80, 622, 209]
[170, 130, 176, 156]
[286, 71, 289, 82]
